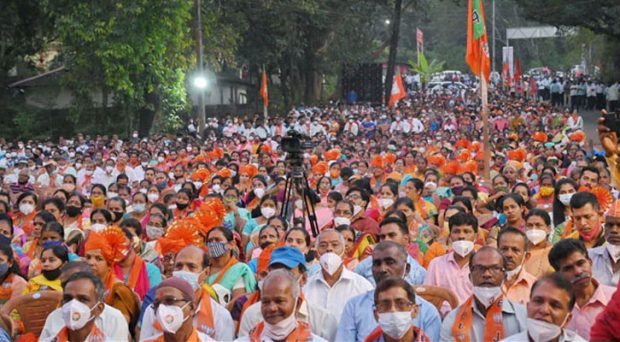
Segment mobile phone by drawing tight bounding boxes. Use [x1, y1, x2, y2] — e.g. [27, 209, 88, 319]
[603, 111, 620, 138]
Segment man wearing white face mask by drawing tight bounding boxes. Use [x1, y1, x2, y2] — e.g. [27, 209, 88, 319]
[142, 277, 215, 341]
[140, 246, 234, 341]
[589, 199, 620, 286]
[236, 269, 327, 342]
[365, 277, 431, 342]
[40, 271, 117, 342]
[337, 194, 380, 236]
[498, 227, 537, 304]
[303, 229, 373, 322]
[503, 272, 586, 342]
[440, 246, 527, 342]
[424, 212, 477, 305]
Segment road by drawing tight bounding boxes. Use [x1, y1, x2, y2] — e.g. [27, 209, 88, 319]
[582, 109, 602, 148]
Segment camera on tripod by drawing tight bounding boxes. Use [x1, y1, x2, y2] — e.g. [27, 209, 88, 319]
[281, 130, 314, 154]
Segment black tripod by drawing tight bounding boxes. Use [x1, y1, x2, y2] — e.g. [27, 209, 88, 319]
[280, 163, 320, 237]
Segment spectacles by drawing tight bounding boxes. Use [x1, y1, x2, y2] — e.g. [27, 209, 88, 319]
[374, 299, 415, 312]
[152, 297, 188, 310]
[471, 265, 504, 275]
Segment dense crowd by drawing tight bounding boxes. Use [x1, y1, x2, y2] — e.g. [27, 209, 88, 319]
[0, 85, 619, 342]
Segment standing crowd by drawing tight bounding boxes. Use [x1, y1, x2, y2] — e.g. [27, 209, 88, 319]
[0, 86, 619, 341]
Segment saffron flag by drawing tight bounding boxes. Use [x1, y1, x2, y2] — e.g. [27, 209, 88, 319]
[466, 0, 491, 82]
[388, 71, 406, 108]
[260, 69, 268, 108]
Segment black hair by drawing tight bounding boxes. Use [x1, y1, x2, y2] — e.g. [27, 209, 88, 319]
[406, 178, 424, 194]
[267, 216, 289, 231]
[579, 166, 600, 180]
[335, 225, 357, 240]
[0, 201, 9, 215]
[335, 199, 355, 216]
[452, 196, 473, 213]
[0, 241, 22, 278]
[327, 191, 343, 203]
[285, 227, 311, 247]
[380, 182, 399, 198]
[374, 277, 416, 304]
[448, 212, 478, 233]
[207, 226, 234, 242]
[394, 197, 416, 212]
[379, 216, 409, 236]
[35, 211, 57, 224]
[90, 184, 107, 196]
[62, 271, 105, 301]
[346, 187, 370, 209]
[548, 238, 589, 271]
[120, 218, 143, 238]
[525, 208, 551, 226]
[16, 191, 38, 207]
[67, 193, 87, 208]
[150, 203, 171, 221]
[569, 191, 599, 212]
[461, 185, 478, 201]
[497, 193, 525, 212]
[43, 197, 66, 213]
[530, 272, 576, 311]
[90, 208, 113, 224]
[315, 176, 332, 193]
[41, 244, 69, 263]
[41, 222, 65, 241]
[497, 226, 528, 252]
[552, 178, 578, 226]
[0, 214, 13, 235]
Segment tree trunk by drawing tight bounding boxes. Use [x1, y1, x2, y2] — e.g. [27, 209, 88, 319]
[138, 89, 160, 137]
[384, 0, 403, 105]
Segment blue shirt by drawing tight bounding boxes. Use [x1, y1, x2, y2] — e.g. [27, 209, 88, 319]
[354, 255, 426, 286]
[335, 290, 441, 342]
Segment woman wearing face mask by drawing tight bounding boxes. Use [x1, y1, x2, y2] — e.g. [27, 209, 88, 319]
[62, 193, 87, 237]
[244, 196, 278, 257]
[523, 209, 553, 278]
[26, 222, 66, 278]
[551, 178, 579, 243]
[128, 192, 149, 228]
[83, 227, 141, 336]
[316, 176, 332, 207]
[24, 244, 69, 294]
[205, 227, 256, 307]
[146, 185, 161, 205]
[237, 164, 258, 196]
[0, 241, 27, 306]
[13, 191, 39, 245]
[89, 184, 107, 209]
[532, 174, 556, 212]
[378, 182, 399, 219]
[144, 213, 168, 243]
[106, 197, 126, 225]
[172, 189, 194, 220]
[89, 208, 112, 233]
[248, 225, 281, 265]
[244, 176, 268, 212]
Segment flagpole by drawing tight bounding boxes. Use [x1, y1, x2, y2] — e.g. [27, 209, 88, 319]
[481, 71, 490, 181]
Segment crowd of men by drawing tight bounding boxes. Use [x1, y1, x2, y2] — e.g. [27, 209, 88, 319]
[0, 84, 619, 341]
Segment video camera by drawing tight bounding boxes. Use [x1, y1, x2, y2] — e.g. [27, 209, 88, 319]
[281, 130, 314, 154]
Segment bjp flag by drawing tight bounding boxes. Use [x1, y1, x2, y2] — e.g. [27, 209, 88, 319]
[260, 69, 268, 109]
[388, 71, 406, 108]
[466, 0, 491, 83]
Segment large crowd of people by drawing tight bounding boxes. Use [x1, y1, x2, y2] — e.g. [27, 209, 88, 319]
[0, 84, 619, 341]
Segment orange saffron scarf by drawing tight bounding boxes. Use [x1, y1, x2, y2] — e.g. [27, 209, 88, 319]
[249, 320, 312, 342]
[451, 296, 505, 342]
[54, 324, 105, 341]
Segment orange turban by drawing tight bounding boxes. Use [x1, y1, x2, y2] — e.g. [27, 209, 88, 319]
[440, 160, 459, 175]
[308, 154, 319, 166]
[428, 154, 446, 168]
[240, 164, 258, 178]
[312, 161, 328, 175]
[383, 153, 397, 166]
[456, 150, 471, 162]
[194, 198, 227, 235]
[454, 139, 471, 149]
[191, 168, 211, 182]
[370, 155, 384, 169]
[85, 227, 129, 265]
[324, 149, 341, 162]
[569, 131, 586, 142]
[216, 167, 232, 178]
[507, 148, 527, 162]
[607, 199, 620, 218]
[386, 172, 403, 182]
[532, 132, 548, 143]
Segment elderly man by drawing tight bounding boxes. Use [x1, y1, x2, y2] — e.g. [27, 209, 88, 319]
[440, 246, 527, 342]
[589, 199, 620, 286]
[140, 246, 233, 341]
[337, 241, 441, 342]
[549, 239, 615, 339]
[497, 227, 537, 304]
[504, 272, 586, 341]
[239, 246, 337, 340]
[40, 272, 111, 341]
[355, 217, 426, 286]
[142, 277, 214, 341]
[40, 262, 129, 341]
[303, 229, 373, 321]
[236, 269, 327, 341]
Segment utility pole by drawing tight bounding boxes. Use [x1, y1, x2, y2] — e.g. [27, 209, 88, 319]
[384, 0, 403, 106]
[492, 0, 496, 73]
[195, 0, 206, 135]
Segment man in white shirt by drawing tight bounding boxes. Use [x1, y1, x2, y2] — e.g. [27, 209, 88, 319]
[390, 116, 410, 134]
[92, 158, 118, 189]
[410, 117, 424, 134]
[344, 117, 359, 136]
[40, 270, 129, 341]
[140, 246, 234, 341]
[303, 229, 374, 321]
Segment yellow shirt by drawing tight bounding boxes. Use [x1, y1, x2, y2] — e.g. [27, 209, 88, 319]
[23, 275, 62, 295]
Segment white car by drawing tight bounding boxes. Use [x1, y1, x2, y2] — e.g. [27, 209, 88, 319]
[426, 81, 469, 94]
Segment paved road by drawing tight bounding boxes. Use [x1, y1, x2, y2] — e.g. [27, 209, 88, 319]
[582, 109, 602, 148]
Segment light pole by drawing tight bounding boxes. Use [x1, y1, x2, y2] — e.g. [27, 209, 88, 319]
[195, 0, 206, 135]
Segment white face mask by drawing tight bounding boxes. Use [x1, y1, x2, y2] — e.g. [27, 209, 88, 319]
[353, 205, 363, 216]
[147, 193, 160, 202]
[254, 188, 265, 198]
[61, 299, 98, 330]
[319, 252, 343, 276]
[295, 199, 304, 209]
[212, 184, 222, 193]
[526, 229, 547, 245]
[156, 302, 190, 334]
[261, 207, 276, 219]
[379, 198, 395, 209]
[133, 203, 146, 213]
[90, 223, 107, 233]
[558, 193, 574, 206]
[146, 225, 165, 239]
[526, 318, 562, 342]
[172, 270, 201, 291]
[193, 181, 203, 189]
[168, 204, 177, 210]
[333, 216, 351, 226]
[19, 203, 35, 216]
[606, 243, 620, 263]
[107, 191, 118, 199]
[451, 240, 474, 257]
[105, 165, 114, 173]
[173, 184, 182, 193]
[505, 263, 523, 280]
[158, 156, 165, 163]
[377, 311, 412, 339]
[263, 299, 298, 340]
[472, 286, 502, 308]
[139, 188, 148, 194]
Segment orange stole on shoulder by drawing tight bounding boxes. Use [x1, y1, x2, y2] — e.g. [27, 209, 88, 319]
[249, 321, 312, 342]
[451, 296, 505, 342]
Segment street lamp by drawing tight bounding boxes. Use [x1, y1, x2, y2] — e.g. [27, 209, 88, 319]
[385, 19, 391, 25]
[193, 75, 208, 89]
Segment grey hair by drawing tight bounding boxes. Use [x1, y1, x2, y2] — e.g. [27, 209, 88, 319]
[263, 269, 300, 300]
[62, 271, 105, 301]
[314, 228, 345, 250]
[373, 241, 408, 259]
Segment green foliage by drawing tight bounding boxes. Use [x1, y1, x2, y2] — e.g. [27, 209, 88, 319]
[410, 52, 445, 85]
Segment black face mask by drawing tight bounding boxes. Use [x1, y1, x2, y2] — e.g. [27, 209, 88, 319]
[42, 268, 62, 280]
[176, 202, 189, 210]
[112, 211, 124, 222]
[65, 206, 82, 218]
[0, 263, 9, 279]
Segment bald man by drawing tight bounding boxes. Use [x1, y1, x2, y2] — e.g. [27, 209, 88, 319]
[140, 246, 234, 341]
